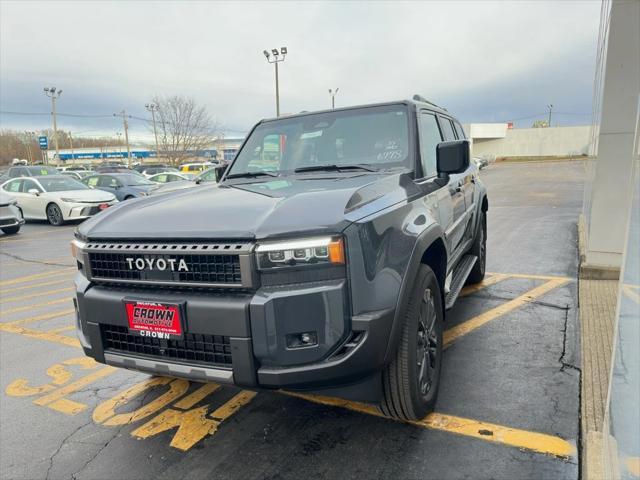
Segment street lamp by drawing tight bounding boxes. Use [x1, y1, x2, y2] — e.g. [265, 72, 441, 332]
[43, 87, 62, 165]
[329, 88, 339, 109]
[145, 103, 161, 161]
[547, 104, 554, 127]
[263, 47, 287, 117]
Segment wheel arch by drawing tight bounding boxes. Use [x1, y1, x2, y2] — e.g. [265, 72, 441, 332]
[383, 224, 447, 364]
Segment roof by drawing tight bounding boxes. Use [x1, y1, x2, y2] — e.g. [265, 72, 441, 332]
[259, 98, 452, 124]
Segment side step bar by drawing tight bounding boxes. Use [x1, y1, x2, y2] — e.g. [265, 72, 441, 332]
[444, 254, 477, 310]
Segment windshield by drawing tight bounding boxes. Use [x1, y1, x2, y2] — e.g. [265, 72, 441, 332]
[117, 174, 154, 186]
[39, 176, 89, 192]
[227, 104, 411, 178]
[27, 166, 59, 176]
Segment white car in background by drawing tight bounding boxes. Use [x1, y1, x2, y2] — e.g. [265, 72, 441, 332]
[147, 172, 195, 183]
[1, 175, 117, 226]
[0, 191, 25, 235]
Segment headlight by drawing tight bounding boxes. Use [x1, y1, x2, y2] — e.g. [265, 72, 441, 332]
[70, 238, 86, 262]
[255, 237, 345, 270]
[60, 197, 81, 203]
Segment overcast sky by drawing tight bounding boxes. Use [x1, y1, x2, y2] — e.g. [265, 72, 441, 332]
[0, 0, 601, 142]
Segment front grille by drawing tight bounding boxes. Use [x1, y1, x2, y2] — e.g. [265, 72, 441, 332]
[85, 242, 251, 287]
[101, 324, 233, 366]
[80, 206, 101, 216]
[0, 218, 16, 226]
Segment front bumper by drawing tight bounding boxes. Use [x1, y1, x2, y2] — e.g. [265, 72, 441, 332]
[0, 203, 25, 228]
[74, 273, 393, 398]
[63, 200, 117, 220]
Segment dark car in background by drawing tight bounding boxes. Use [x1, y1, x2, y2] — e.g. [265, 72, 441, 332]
[83, 173, 156, 200]
[0, 165, 60, 182]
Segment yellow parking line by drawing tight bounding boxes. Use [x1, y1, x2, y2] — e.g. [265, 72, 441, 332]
[48, 325, 75, 334]
[460, 273, 510, 297]
[285, 392, 576, 458]
[444, 278, 570, 347]
[2, 308, 75, 327]
[487, 272, 571, 282]
[1, 297, 72, 315]
[1, 287, 74, 304]
[0, 268, 75, 287]
[0, 322, 80, 348]
[0, 278, 71, 296]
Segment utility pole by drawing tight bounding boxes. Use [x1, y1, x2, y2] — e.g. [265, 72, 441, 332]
[24, 131, 35, 163]
[68, 131, 75, 164]
[114, 110, 132, 167]
[547, 104, 554, 127]
[44, 87, 62, 165]
[329, 88, 339, 109]
[263, 47, 287, 117]
[145, 103, 161, 162]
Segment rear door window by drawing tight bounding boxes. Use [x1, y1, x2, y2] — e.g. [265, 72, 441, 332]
[453, 121, 466, 139]
[438, 116, 456, 141]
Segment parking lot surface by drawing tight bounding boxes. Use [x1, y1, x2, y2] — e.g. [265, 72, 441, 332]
[0, 161, 584, 480]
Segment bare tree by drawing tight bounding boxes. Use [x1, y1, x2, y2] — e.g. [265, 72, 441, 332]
[151, 95, 218, 165]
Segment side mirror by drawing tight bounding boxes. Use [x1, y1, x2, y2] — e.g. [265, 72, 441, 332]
[28, 188, 40, 196]
[214, 164, 229, 182]
[436, 140, 470, 178]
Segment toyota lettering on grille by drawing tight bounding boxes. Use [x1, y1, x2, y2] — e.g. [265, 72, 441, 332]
[125, 257, 189, 272]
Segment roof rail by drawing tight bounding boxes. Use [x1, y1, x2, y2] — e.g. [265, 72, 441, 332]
[412, 95, 447, 111]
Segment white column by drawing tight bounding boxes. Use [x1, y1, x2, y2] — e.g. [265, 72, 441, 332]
[586, 0, 640, 268]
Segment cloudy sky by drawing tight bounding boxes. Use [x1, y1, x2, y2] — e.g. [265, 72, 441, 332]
[1, 0, 601, 142]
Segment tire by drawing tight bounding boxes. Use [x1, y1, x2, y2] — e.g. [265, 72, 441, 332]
[46, 203, 64, 226]
[466, 211, 486, 284]
[1, 225, 20, 235]
[378, 264, 444, 420]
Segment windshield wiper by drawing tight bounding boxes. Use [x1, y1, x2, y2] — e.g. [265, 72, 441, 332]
[294, 164, 379, 173]
[225, 170, 279, 179]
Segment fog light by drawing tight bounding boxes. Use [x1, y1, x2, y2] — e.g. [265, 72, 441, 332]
[286, 331, 318, 349]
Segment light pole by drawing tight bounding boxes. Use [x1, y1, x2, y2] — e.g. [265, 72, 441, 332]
[329, 88, 339, 109]
[145, 103, 161, 162]
[547, 104, 554, 127]
[43, 87, 62, 165]
[263, 47, 287, 117]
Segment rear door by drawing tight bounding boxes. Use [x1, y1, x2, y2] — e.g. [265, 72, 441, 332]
[19, 178, 45, 218]
[435, 114, 467, 258]
[452, 119, 476, 216]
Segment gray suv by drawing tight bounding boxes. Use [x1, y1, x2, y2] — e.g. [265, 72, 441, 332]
[72, 98, 488, 420]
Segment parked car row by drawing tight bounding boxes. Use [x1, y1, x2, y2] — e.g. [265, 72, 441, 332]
[0, 161, 229, 232]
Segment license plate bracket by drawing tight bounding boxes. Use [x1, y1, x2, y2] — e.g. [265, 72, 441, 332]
[124, 299, 185, 340]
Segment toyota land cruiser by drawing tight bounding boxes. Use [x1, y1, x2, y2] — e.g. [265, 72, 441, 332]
[72, 96, 488, 420]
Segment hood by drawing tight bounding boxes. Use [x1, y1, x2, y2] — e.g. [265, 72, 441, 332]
[149, 180, 195, 196]
[50, 189, 115, 203]
[78, 172, 419, 240]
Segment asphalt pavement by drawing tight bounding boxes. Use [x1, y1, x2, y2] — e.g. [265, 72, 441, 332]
[0, 160, 585, 480]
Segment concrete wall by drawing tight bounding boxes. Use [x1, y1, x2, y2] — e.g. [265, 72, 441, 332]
[471, 125, 591, 159]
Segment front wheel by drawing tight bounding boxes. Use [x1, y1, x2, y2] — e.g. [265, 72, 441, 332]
[46, 203, 64, 226]
[378, 264, 443, 420]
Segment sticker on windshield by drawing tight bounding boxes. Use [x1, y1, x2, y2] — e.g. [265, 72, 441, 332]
[40, 169, 50, 175]
[301, 130, 323, 139]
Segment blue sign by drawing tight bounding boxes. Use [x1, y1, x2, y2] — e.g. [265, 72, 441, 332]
[38, 136, 48, 150]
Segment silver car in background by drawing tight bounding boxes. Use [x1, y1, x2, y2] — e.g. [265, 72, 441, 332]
[0, 190, 25, 235]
